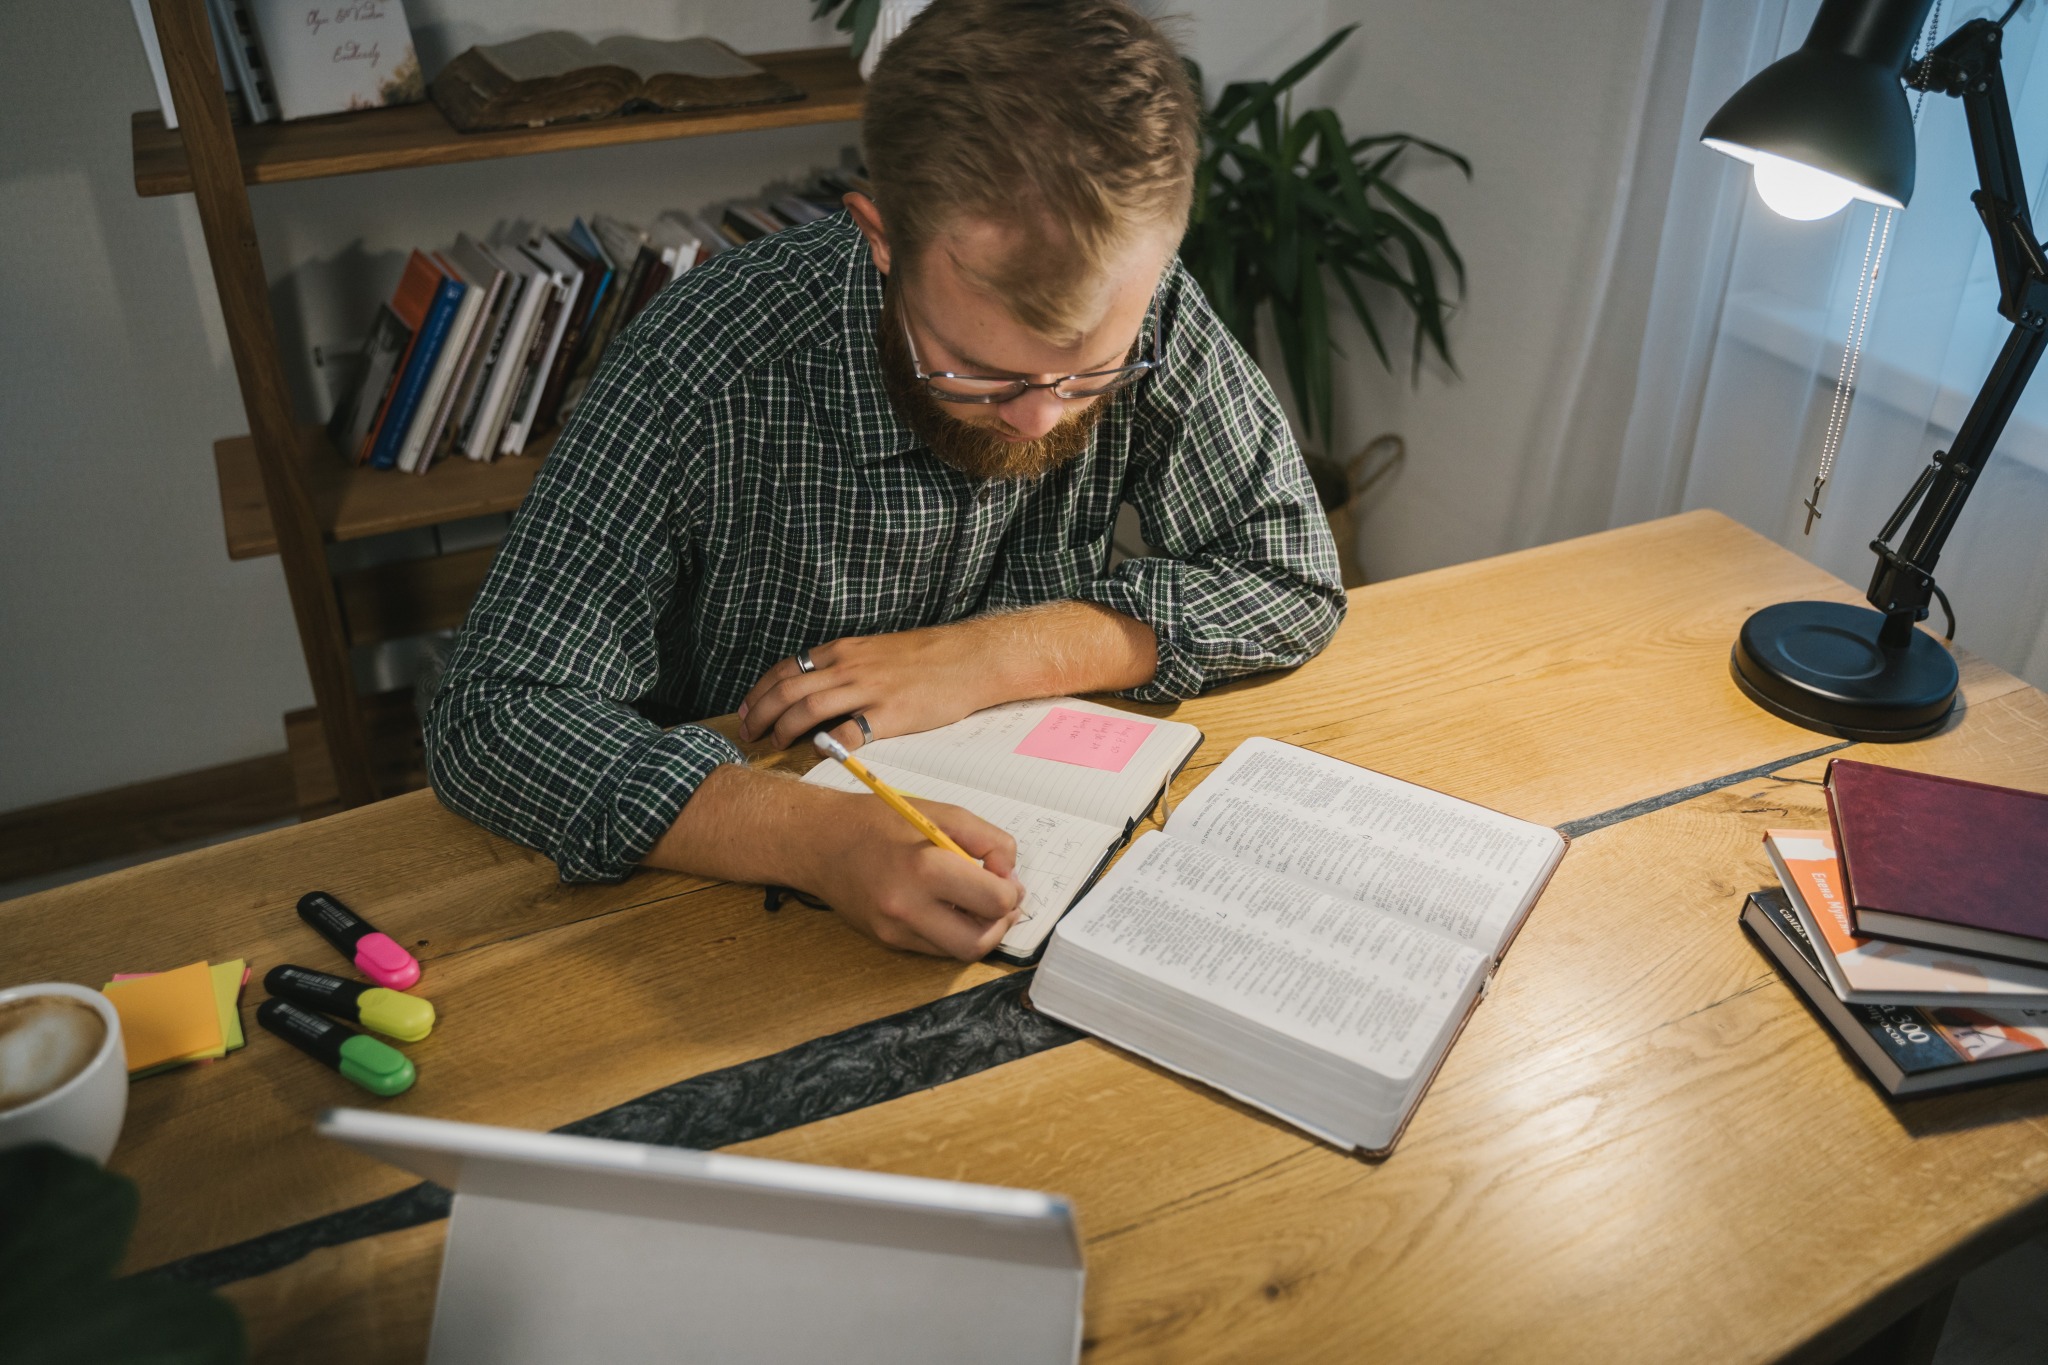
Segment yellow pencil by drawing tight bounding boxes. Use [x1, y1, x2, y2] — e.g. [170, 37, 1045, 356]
[813, 732, 976, 862]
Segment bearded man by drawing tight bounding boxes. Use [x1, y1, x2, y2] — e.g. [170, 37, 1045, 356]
[426, 0, 1345, 959]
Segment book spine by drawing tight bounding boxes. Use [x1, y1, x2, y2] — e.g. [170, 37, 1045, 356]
[500, 281, 566, 454]
[396, 281, 476, 473]
[370, 277, 464, 470]
[129, 0, 180, 129]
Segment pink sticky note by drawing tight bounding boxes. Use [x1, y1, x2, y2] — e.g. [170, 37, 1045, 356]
[1013, 707, 1156, 773]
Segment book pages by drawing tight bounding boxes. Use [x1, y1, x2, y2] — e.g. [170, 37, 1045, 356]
[1165, 738, 1562, 957]
[850, 698, 1199, 828]
[802, 760, 1123, 958]
[1053, 833, 1487, 1080]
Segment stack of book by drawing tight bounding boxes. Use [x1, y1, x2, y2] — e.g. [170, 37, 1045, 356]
[326, 177, 864, 474]
[1743, 759, 2048, 1096]
[327, 213, 713, 472]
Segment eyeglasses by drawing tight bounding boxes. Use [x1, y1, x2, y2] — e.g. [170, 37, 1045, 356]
[900, 291, 1163, 404]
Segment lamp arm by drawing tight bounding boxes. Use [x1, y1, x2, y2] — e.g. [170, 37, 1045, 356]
[1868, 16, 2048, 648]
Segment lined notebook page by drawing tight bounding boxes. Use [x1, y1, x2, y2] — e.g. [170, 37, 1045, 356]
[1164, 739, 1564, 957]
[803, 760, 1124, 958]
[1055, 832, 1487, 1079]
[852, 698, 1200, 828]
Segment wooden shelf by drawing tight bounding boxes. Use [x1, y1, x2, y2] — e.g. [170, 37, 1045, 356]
[134, 46, 862, 197]
[335, 544, 497, 647]
[213, 424, 550, 560]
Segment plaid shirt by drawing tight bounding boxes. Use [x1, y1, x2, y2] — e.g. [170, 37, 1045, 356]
[426, 214, 1344, 882]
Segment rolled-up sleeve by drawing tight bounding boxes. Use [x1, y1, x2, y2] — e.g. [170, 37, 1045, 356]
[425, 339, 742, 882]
[1075, 273, 1346, 700]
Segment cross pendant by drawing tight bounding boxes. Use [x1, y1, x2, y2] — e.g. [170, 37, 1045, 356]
[1802, 478, 1825, 534]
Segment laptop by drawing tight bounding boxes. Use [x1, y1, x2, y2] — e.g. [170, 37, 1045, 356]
[318, 1108, 1085, 1364]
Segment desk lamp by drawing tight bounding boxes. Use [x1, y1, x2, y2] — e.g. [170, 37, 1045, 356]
[1702, 0, 2043, 739]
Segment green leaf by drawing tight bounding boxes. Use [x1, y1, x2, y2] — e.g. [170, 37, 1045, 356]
[1179, 26, 1466, 413]
[0, 1144, 135, 1322]
[0, 1281, 245, 1365]
[0, 1145, 246, 1365]
[846, 0, 882, 56]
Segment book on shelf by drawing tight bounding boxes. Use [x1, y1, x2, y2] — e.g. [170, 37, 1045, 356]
[327, 304, 410, 464]
[244, 0, 424, 121]
[464, 241, 547, 461]
[500, 240, 581, 457]
[395, 251, 487, 473]
[206, 0, 277, 122]
[322, 176, 845, 470]
[800, 698, 1204, 963]
[410, 242, 506, 474]
[1741, 888, 2048, 1096]
[428, 236, 511, 470]
[430, 33, 804, 132]
[1763, 829, 2048, 1008]
[1824, 759, 2048, 967]
[354, 251, 444, 465]
[1030, 739, 1569, 1155]
[369, 259, 464, 470]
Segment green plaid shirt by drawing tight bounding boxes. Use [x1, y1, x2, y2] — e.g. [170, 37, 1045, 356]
[426, 214, 1344, 882]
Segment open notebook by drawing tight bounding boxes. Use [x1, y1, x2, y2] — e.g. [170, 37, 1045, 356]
[1030, 739, 1568, 1156]
[802, 698, 1203, 961]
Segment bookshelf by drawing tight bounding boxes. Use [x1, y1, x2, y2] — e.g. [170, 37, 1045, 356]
[135, 0, 862, 809]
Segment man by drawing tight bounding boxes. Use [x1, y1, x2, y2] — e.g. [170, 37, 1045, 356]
[426, 0, 1345, 960]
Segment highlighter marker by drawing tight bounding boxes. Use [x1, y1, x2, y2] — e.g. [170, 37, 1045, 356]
[257, 999, 416, 1097]
[264, 965, 435, 1042]
[297, 891, 421, 990]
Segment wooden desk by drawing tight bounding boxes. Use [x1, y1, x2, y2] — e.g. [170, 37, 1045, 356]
[8, 510, 2046, 1363]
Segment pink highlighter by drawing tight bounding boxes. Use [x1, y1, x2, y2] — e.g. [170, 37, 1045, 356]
[297, 891, 421, 991]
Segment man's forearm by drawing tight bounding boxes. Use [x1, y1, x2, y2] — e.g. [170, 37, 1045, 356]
[963, 599, 1158, 709]
[641, 762, 837, 885]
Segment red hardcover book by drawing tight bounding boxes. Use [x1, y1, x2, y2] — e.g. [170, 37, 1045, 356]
[1826, 758, 2048, 967]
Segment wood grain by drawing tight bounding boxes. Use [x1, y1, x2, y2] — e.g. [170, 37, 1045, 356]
[148, 0, 374, 805]
[132, 47, 862, 198]
[0, 753, 295, 884]
[284, 687, 427, 814]
[8, 512, 2044, 1363]
[214, 427, 550, 561]
[335, 546, 498, 647]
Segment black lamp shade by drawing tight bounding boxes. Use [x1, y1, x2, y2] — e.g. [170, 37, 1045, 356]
[1700, 0, 1935, 209]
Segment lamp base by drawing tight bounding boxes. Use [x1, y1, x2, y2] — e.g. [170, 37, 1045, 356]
[1729, 600, 1956, 742]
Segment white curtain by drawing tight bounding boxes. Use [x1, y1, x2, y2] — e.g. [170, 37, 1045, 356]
[1532, 0, 2048, 690]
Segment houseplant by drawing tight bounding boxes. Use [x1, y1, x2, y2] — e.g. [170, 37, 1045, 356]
[1181, 25, 1468, 513]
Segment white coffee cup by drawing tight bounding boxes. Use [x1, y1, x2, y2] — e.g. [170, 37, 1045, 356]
[0, 982, 128, 1165]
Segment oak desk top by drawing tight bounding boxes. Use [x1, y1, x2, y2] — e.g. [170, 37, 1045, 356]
[8, 510, 2046, 1363]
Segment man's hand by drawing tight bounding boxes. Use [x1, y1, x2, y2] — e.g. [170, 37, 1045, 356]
[640, 765, 1026, 961]
[818, 794, 1025, 958]
[737, 600, 1158, 751]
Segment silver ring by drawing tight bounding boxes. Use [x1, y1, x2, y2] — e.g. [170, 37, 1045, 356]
[853, 713, 872, 744]
[796, 648, 816, 674]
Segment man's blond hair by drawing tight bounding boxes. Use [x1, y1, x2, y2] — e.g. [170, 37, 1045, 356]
[863, 0, 1199, 341]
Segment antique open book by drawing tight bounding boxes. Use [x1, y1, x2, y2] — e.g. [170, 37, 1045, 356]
[802, 698, 1204, 962]
[1030, 739, 1568, 1156]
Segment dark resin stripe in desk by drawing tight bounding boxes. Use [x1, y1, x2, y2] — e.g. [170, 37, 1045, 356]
[138, 737, 1860, 1292]
[143, 971, 1078, 1289]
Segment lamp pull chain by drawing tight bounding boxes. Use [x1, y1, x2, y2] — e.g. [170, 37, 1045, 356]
[1803, 0, 1944, 536]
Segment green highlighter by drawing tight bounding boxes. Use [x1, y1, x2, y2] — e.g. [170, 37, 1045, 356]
[263, 964, 435, 1042]
[257, 999, 416, 1097]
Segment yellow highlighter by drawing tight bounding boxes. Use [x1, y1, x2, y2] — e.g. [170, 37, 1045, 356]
[813, 732, 976, 863]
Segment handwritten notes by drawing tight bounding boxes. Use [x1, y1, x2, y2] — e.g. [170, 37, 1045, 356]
[251, 0, 424, 120]
[1014, 707, 1156, 773]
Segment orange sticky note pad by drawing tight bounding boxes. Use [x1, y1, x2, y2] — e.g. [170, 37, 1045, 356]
[102, 961, 224, 1073]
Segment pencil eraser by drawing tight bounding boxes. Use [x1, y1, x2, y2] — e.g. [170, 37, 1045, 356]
[353, 932, 420, 991]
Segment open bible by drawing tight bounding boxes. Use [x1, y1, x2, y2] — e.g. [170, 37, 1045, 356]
[801, 698, 1203, 961]
[1031, 739, 1568, 1155]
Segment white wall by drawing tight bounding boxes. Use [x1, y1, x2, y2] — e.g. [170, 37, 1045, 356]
[1, 0, 1649, 812]
[1316, 0, 1661, 582]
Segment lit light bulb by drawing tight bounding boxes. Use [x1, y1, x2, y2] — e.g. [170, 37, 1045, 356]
[1751, 155, 1860, 220]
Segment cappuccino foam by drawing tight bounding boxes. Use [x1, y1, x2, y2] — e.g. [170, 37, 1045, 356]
[0, 996, 107, 1111]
